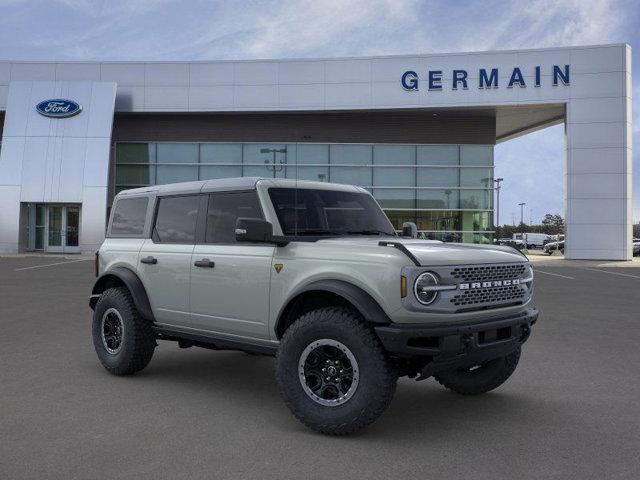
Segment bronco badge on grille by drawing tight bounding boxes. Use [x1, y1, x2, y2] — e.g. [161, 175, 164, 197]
[459, 279, 521, 290]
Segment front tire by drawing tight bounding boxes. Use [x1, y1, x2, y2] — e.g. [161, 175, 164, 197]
[92, 287, 156, 375]
[276, 307, 397, 435]
[434, 347, 521, 395]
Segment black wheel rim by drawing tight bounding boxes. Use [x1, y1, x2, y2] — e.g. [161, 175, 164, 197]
[298, 339, 359, 407]
[101, 308, 124, 355]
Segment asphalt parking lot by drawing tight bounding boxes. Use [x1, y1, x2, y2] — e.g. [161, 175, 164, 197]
[2, 255, 640, 479]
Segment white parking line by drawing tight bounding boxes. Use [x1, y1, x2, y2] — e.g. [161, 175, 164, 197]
[533, 269, 575, 280]
[580, 267, 640, 279]
[14, 258, 91, 271]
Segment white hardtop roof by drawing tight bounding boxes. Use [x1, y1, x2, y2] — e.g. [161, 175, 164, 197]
[115, 177, 364, 198]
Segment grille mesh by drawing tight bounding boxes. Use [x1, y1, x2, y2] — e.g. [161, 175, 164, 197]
[451, 264, 527, 283]
[451, 285, 525, 307]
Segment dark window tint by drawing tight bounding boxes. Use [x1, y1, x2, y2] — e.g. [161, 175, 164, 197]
[110, 197, 148, 236]
[154, 195, 200, 243]
[206, 192, 263, 243]
[268, 188, 395, 236]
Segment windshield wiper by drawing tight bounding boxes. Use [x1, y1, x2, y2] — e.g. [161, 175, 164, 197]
[289, 229, 347, 236]
[346, 230, 394, 236]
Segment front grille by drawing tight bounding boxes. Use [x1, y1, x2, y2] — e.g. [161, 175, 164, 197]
[451, 285, 525, 307]
[451, 264, 527, 283]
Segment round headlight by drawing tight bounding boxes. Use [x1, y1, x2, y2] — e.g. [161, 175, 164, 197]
[414, 272, 439, 305]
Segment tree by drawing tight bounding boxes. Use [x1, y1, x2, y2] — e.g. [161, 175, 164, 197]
[541, 214, 564, 230]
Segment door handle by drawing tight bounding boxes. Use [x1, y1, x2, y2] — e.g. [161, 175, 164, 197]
[194, 258, 215, 268]
[140, 256, 157, 265]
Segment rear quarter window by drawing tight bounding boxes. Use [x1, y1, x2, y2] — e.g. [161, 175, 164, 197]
[110, 197, 149, 236]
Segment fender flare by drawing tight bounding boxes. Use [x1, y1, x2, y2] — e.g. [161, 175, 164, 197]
[90, 266, 155, 321]
[275, 279, 391, 337]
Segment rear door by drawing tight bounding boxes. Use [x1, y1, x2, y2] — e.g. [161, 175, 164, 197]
[137, 194, 201, 327]
[189, 191, 274, 339]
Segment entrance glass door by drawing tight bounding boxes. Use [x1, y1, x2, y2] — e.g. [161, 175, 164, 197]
[38, 205, 81, 253]
[47, 207, 64, 252]
[65, 206, 80, 251]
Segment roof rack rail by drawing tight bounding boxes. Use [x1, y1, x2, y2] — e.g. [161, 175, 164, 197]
[378, 241, 421, 266]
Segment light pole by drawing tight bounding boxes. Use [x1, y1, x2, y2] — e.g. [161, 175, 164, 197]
[494, 178, 503, 227]
[518, 202, 526, 228]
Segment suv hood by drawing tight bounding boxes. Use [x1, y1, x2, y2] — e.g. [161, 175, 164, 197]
[318, 237, 528, 266]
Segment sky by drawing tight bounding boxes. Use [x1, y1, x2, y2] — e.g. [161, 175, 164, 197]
[0, 0, 637, 225]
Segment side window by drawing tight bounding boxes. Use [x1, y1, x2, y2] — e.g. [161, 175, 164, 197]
[153, 195, 200, 244]
[205, 192, 263, 244]
[110, 197, 148, 236]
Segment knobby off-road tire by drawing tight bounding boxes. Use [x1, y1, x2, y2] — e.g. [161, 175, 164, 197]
[276, 307, 397, 435]
[434, 347, 521, 395]
[92, 287, 156, 375]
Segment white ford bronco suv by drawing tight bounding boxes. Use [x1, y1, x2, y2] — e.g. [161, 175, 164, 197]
[90, 177, 538, 435]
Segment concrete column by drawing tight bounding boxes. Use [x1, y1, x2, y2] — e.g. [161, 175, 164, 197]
[564, 45, 632, 260]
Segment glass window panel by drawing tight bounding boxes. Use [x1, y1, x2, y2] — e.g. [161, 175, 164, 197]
[417, 167, 459, 188]
[417, 189, 459, 209]
[373, 146, 414, 188]
[35, 205, 45, 226]
[200, 144, 242, 164]
[116, 164, 155, 186]
[296, 144, 328, 165]
[116, 143, 155, 164]
[286, 144, 328, 181]
[330, 144, 371, 166]
[111, 197, 148, 236]
[157, 143, 198, 164]
[460, 189, 493, 209]
[415, 210, 461, 232]
[206, 192, 263, 244]
[243, 144, 288, 178]
[383, 210, 418, 231]
[373, 145, 414, 166]
[286, 166, 329, 182]
[372, 188, 414, 209]
[199, 165, 243, 180]
[461, 232, 493, 244]
[461, 211, 493, 231]
[156, 165, 198, 184]
[374, 167, 413, 187]
[154, 195, 200, 243]
[417, 145, 459, 165]
[460, 145, 493, 165]
[330, 166, 371, 186]
[460, 168, 493, 188]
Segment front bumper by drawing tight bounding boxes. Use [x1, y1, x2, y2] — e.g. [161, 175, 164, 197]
[375, 308, 538, 377]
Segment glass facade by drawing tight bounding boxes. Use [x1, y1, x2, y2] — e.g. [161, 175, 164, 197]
[115, 142, 494, 243]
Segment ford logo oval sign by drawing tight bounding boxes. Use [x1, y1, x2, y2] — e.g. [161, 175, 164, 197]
[36, 99, 82, 118]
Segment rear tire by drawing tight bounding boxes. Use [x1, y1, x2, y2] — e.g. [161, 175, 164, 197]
[434, 347, 521, 395]
[92, 287, 156, 375]
[276, 307, 397, 435]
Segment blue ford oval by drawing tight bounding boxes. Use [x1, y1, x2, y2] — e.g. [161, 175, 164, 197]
[36, 99, 82, 118]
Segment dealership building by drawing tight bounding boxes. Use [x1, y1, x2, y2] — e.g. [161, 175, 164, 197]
[0, 44, 633, 259]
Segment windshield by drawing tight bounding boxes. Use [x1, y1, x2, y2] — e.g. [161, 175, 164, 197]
[268, 188, 396, 237]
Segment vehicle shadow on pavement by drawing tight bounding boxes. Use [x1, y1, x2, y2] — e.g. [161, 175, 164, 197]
[108, 345, 555, 440]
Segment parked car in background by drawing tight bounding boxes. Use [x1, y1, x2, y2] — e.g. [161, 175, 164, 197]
[543, 240, 565, 255]
[633, 239, 640, 256]
[513, 233, 552, 249]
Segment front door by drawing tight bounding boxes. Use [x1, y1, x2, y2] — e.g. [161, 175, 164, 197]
[189, 191, 274, 339]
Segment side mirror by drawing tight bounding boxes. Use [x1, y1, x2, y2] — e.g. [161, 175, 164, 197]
[235, 217, 274, 243]
[402, 222, 418, 239]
